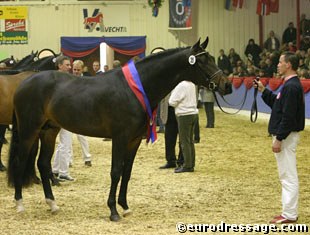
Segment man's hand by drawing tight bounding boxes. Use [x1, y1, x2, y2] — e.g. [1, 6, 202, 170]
[272, 139, 282, 153]
[253, 79, 265, 92]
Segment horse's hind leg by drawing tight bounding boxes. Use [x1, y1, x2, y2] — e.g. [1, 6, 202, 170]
[37, 127, 60, 213]
[118, 138, 141, 218]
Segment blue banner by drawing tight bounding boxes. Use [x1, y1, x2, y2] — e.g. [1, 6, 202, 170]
[169, 0, 192, 30]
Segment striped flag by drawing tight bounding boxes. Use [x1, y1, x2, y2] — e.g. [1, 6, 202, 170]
[256, 0, 270, 15]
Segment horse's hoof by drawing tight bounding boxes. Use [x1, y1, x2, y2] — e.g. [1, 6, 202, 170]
[123, 209, 132, 217]
[16, 200, 25, 213]
[46, 199, 60, 214]
[110, 214, 121, 222]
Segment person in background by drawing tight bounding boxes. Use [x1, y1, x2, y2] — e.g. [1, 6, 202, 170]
[264, 30, 280, 52]
[159, 94, 184, 169]
[82, 65, 92, 76]
[93, 60, 103, 75]
[228, 48, 242, 69]
[103, 64, 109, 72]
[298, 68, 310, 79]
[52, 56, 75, 182]
[255, 51, 305, 224]
[169, 81, 198, 173]
[244, 38, 262, 67]
[199, 87, 215, 128]
[112, 60, 121, 68]
[264, 58, 277, 78]
[217, 49, 232, 76]
[70, 60, 92, 167]
[282, 22, 297, 45]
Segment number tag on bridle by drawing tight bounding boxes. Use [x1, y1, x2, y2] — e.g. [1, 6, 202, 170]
[188, 55, 196, 65]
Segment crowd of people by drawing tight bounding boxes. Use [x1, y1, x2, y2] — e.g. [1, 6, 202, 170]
[217, 22, 310, 80]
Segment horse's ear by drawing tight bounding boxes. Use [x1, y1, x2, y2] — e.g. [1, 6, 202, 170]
[192, 38, 201, 52]
[201, 37, 209, 49]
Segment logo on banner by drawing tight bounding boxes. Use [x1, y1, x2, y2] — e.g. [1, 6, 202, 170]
[5, 19, 26, 31]
[83, 9, 104, 32]
[83, 9, 127, 33]
[169, 0, 192, 29]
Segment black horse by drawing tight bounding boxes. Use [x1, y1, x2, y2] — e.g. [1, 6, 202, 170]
[8, 38, 232, 221]
[0, 56, 16, 68]
[0, 51, 38, 75]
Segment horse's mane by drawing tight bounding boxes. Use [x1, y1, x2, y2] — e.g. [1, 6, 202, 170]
[138, 46, 190, 65]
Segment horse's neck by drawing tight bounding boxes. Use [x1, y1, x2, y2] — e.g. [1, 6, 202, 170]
[138, 51, 190, 108]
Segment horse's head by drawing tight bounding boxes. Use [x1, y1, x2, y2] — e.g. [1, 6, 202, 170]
[188, 37, 232, 96]
[13, 51, 39, 70]
[30, 54, 58, 71]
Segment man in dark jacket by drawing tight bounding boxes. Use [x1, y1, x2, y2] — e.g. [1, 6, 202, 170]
[244, 39, 262, 67]
[217, 49, 231, 76]
[282, 22, 297, 45]
[255, 52, 305, 224]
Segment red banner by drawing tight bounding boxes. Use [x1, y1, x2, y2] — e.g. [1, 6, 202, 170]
[5, 19, 26, 31]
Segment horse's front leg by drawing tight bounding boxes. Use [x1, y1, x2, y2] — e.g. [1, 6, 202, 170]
[118, 138, 141, 218]
[108, 139, 127, 222]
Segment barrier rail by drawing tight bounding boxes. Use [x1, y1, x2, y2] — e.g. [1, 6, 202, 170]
[216, 77, 310, 118]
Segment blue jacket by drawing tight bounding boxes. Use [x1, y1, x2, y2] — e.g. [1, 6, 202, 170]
[262, 76, 305, 140]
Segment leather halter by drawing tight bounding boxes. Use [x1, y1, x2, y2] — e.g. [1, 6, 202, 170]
[191, 51, 223, 91]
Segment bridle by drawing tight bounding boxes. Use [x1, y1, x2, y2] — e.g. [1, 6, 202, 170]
[190, 51, 223, 91]
[189, 50, 258, 122]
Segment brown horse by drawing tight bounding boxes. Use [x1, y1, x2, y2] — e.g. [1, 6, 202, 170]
[0, 55, 57, 171]
[8, 38, 232, 221]
[0, 72, 36, 124]
[0, 72, 35, 171]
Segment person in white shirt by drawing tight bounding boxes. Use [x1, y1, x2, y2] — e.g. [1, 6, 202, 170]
[169, 81, 198, 173]
[52, 59, 92, 182]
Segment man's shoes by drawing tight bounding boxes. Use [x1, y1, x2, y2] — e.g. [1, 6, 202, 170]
[85, 161, 92, 167]
[206, 125, 214, 128]
[102, 138, 112, 141]
[194, 139, 200, 143]
[58, 175, 74, 181]
[159, 163, 176, 169]
[157, 129, 165, 133]
[270, 215, 297, 224]
[51, 176, 61, 186]
[174, 167, 194, 173]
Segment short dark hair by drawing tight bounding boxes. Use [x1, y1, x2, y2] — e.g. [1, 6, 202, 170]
[55, 55, 70, 68]
[281, 52, 299, 71]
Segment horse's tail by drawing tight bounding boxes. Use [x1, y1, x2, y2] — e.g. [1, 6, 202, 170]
[7, 111, 37, 187]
